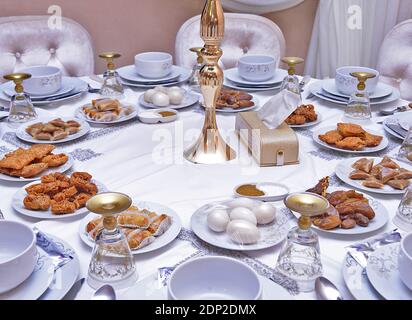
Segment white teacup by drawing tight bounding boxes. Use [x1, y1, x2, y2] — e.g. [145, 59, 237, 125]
[0, 221, 37, 293]
[20, 65, 62, 95]
[134, 52, 172, 79]
[237, 55, 276, 82]
[335, 66, 379, 95]
[399, 232, 412, 290]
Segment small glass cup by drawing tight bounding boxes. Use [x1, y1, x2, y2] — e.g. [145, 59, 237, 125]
[86, 192, 137, 290]
[397, 124, 412, 164]
[394, 186, 412, 232]
[275, 192, 329, 292]
[344, 72, 376, 120]
[280, 57, 304, 99]
[187, 47, 203, 93]
[99, 52, 124, 98]
[3, 73, 37, 127]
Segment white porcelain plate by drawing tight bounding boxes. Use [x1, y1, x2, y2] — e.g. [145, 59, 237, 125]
[139, 91, 199, 110]
[335, 156, 412, 195]
[382, 111, 412, 140]
[366, 243, 412, 300]
[234, 182, 289, 202]
[0, 247, 53, 300]
[12, 180, 107, 219]
[75, 104, 137, 124]
[313, 126, 388, 154]
[223, 79, 282, 92]
[0, 153, 74, 182]
[191, 201, 289, 251]
[39, 232, 80, 300]
[322, 79, 393, 100]
[225, 67, 287, 86]
[16, 117, 90, 144]
[121, 272, 293, 300]
[117, 65, 188, 84]
[79, 200, 182, 255]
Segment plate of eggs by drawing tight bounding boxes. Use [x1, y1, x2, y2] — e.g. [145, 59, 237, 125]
[191, 198, 290, 251]
[140, 86, 200, 110]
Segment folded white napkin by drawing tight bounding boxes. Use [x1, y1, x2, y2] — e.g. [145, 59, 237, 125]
[257, 90, 301, 129]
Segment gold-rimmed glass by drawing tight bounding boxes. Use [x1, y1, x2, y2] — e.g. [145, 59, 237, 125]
[99, 52, 124, 98]
[280, 57, 304, 98]
[344, 72, 376, 120]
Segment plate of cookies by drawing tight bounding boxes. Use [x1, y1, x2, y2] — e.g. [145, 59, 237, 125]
[335, 156, 412, 195]
[313, 123, 388, 153]
[0, 144, 73, 182]
[12, 171, 107, 219]
[214, 89, 258, 113]
[286, 104, 321, 128]
[79, 200, 182, 255]
[77, 98, 137, 124]
[16, 117, 90, 144]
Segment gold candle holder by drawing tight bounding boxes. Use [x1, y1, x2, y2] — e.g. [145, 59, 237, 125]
[184, 0, 236, 164]
[350, 72, 376, 92]
[4, 73, 31, 95]
[281, 57, 304, 76]
[99, 52, 121, 71]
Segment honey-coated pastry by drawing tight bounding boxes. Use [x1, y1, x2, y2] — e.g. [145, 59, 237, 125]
[41, 154, 68, 167]
[73, 193, 91, 209]
[377, 167, 398, 184]
[0, 152, 36, 170]
[10, 163, 48, 178]
[349, 170, 371, 180]
[318, 130, 343, 144]
[335, 200, 375, 219]
[337, 123, 366, 138]
[313, 215, 341, 230]
[352, 158, 374, 173]
[147, 214, 172, 236]
[53, 186, 78, 202]
[29, 144, 55, 159]
[387, 179, 410, 190]
[23, 194, 51, 210]
[362, 178, 385, 189]
[354, 213, 370, 227]
[363, 132, 383, 147]
[286, 104, 318, 125]
[379, 156, 400, 169]
[71, 172, 92, 182]
[341, 218, 356, 229]
[306, 176, 329, 197]
[117, 213, 150, 229]
[124, 229, 154, 250]
[50, 200, 76, 215]
[395, 168, 412, 180]
[335, 137, 366, 151]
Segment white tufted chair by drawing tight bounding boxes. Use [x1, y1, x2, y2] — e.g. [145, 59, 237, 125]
[175, 13, 286, 70]
[0, 16, 94, 82]
[377, 19, 412, 101]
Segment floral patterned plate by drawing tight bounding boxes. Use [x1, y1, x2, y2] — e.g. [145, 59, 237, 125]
[366, 243, 412, 300]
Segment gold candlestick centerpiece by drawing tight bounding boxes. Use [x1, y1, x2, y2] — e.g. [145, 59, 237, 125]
[86, 192, 137, 290]
[184, 0, 236, 164]
[276, 192, 329, 292]
[3, 73, 37, 125]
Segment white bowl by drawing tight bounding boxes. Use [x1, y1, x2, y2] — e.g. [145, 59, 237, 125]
[134, 52, 173, 79]
[399, 232, 412, 290]
[335, 66, 379, 95]
[0, 221, 37, 293]
[168, 256, 262, 300]
[237, 55, 276, 82]
[20, 65, 62, 95]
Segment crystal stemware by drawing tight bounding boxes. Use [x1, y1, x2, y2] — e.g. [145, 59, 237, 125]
[344, 72, 376, 120]
[86, 192, 137, 290]
[99, 52, 124, 98]
[397, 124, 412, 164]
[276, 192, 329, 292]
[3, 73, 37, 126]
[187, 47, 203, 93]
[280, 57, 304, 98]
[394, 185, 412, 232]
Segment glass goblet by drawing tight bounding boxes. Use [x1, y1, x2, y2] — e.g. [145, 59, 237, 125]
[187, 47, 203, 93]
[280, 57, 304, 99]
[99, 52, 124, 98]
[344, 72, 376, 120]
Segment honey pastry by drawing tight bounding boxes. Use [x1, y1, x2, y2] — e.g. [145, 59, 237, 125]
[117, 213, 151, 229]
[147, 214, 172, 236]
[123, 229, 155, 250]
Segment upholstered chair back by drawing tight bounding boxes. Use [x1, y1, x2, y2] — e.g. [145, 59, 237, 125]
[0, 16, 94, 82]
[377, 19, 412, 101]
[175, 13, 286, 70]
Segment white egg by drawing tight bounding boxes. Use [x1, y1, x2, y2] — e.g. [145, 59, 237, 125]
[207, 209, 230, 232]
[226, 198, 261, 210]
[152, 92, 170, 107]
[229, 207, 257, 225]
[168, 90, 184, 105]
[144, 89, 156, 103]
[252, 203, 276, 225]
[226, 220, 260, 244]
[154, 86, 168, 93]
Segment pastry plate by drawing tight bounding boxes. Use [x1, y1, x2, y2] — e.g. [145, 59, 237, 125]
[16, 117, 91, 144]
[224, 67, 287, 86]
[289, 187, 389, 235]
[312, 126, 388, 154]
[234, 182, 289, 202]
[139, 91, 199, 110]
[190, 201, 290, 251]
[121, 272, 293, 300]
[342, 253, 383, 300]
[288, 113, 322, 128]
[79, 200, 182, 255]
[0, 153, 74, 182]
[322, 79, 393, 100]
[206, 97, 259, 114]
[366, 243, 412, 300]
[335, 156, 412, 195]
[117, 65, 186, 84]
[308, 81, 400, 106]
[12, 180, 107, 219]
[0, 244, 54, 300]
[75, 104, 138, 124]
[39, 232, 80, 300]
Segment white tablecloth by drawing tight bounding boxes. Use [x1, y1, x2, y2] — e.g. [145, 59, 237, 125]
[0, 77, 407, 300]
